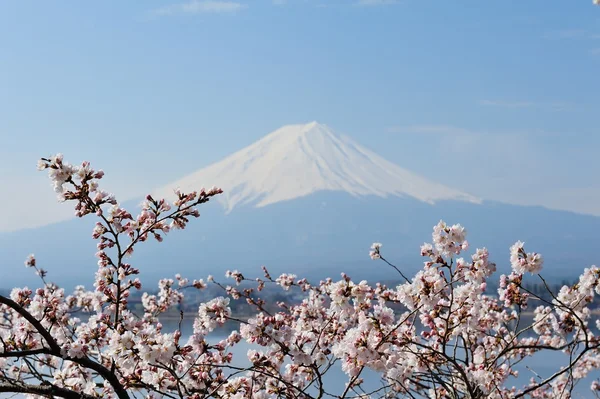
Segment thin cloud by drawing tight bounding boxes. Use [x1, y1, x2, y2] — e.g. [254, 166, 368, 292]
[270, 0, 327, 8]
[385, 124, 552, 138]
[152, 0, 247, 16]
[364, 125, 599, 217]
[543, 29, 600, 40]
[270, 0, 398, 8]
[355, 0, 401, 6]
[543, 30, 600, 58]
[543, 29, 587, 39]
[479, 100, 535, 108]
[386, 125, 473, 135]
[479, 99, 570, 111]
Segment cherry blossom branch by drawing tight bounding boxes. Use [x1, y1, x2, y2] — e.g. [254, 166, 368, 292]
[0, 295, 62, 353]
[0, 295, 130, 399]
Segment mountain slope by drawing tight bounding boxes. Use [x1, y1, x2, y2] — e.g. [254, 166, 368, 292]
[2, 194, 598, 290]
[1, 122, 598, 290]
[153, 122, 480, 212]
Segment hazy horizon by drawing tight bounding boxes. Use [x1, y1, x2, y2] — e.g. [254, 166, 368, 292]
[1, 1, 600, 232]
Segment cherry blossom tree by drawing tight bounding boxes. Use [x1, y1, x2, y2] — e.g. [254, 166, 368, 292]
[1, 154, 600, 399]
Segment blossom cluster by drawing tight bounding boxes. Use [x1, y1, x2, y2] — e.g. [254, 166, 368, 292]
[1, 154, 599, 399]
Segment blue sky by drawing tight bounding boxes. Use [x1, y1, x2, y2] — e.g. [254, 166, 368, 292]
[0, 0, 599, 231]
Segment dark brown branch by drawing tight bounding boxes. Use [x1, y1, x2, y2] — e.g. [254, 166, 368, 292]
[379, 256, 411, 283]
[0, 348, 52, 358]
[0, 382, 96, 399]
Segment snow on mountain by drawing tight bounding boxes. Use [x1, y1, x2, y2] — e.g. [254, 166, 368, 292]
[153, 122, 481, 212]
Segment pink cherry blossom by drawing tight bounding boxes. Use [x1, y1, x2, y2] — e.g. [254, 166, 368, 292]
[0, 154, 599, 399]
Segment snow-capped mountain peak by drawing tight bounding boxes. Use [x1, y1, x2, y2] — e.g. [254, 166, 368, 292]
[153, 122, 481, 212]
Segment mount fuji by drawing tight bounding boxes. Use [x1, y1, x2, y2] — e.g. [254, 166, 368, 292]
[153, 121, 480, 212]
[1, 122, 599, 288]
